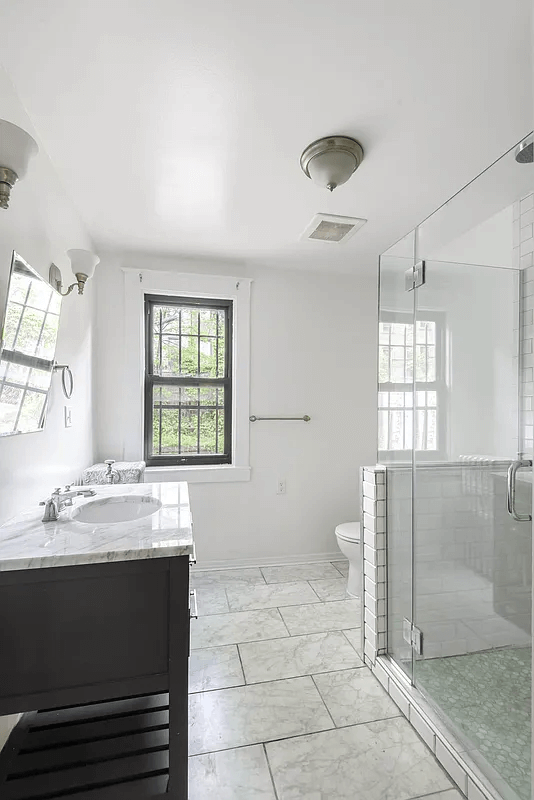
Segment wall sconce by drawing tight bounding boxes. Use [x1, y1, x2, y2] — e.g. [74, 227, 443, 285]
[49, 250, 100, 296]
[0, 120, 38, 209]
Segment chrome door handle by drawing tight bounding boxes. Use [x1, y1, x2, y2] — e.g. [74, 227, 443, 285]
[507, 460, 533, 521]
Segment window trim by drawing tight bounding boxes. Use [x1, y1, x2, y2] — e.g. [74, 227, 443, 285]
[378, 309, 448, 461]
[144, 294, 233, 467]
[121, 268, 251, 483]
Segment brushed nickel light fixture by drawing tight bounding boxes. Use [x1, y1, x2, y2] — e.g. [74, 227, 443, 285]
[300, 135, 364, 191]
[0, 120, 38, 209]
[49, 250, 100, 296]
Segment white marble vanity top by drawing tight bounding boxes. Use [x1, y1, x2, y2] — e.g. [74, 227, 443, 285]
[0, 482, 194, 572]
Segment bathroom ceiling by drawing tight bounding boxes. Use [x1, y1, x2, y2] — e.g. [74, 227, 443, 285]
[0, 0, 532, 274]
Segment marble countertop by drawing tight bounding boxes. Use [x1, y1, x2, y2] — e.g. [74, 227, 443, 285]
[0, 482, 194, 572]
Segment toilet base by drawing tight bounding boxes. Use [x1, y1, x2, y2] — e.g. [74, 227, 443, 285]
[346, 562, 361, 598]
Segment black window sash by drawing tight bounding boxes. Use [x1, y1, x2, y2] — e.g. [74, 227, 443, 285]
[144, 295, 233, 467]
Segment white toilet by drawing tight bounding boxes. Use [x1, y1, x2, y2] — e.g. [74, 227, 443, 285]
[335, 521, 361, 598]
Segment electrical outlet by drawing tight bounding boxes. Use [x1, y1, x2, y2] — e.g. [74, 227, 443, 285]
[276, 478, 286, 495]
[64, 406, 73, 428]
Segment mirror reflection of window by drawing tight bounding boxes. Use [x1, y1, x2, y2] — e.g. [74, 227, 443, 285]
[0, 253, 62, 436]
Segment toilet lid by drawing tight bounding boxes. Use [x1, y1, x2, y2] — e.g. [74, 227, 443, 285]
[335, 521, 361, 543]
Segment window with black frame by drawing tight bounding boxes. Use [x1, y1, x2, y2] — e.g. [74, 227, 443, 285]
[144, 295, 233, 466]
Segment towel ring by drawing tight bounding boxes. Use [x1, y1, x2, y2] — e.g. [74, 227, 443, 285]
[53, 364, 73, 399]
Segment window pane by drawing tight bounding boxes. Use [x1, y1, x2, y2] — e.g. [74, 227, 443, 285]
[427, 409, 437, 450]
[390, 410, 404, 450]
[0, 384, 23, 433]
[378, 409, 388, 450]
[18, 391, 46, 433]
[151, 383, 226, 456]
[378, 346, 390, 383]
[378, 391, 388, 408]
[151, 303, 226, 379]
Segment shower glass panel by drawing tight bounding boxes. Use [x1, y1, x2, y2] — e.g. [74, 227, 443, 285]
[381, 136, 533, 800]
[378, 230, 415, 680]
[412, 260, 530, 800]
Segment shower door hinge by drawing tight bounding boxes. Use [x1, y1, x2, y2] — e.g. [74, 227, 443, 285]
[405, 260, 425, 292]
[403, 618, 424, 655]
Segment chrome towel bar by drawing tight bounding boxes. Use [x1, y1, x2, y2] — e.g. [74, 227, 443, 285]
[249, 415, 311, 422]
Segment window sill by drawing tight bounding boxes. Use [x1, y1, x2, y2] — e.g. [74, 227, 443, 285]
[144, 465, 251, 483]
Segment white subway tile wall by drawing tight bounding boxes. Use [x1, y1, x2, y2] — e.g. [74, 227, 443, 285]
[360, 466, 388, 667]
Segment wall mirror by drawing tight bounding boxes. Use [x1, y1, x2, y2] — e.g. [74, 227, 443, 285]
[0, 252, 62, 436]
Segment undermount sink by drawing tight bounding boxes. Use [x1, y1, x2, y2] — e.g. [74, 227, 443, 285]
[73, 495, 163, 524]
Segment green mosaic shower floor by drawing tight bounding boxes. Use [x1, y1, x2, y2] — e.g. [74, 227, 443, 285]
[416, 648, 531, 800]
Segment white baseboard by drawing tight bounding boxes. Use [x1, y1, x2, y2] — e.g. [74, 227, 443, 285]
[193, 551, 346, 571]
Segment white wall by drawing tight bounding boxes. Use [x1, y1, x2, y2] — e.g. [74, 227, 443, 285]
[95, 253, 377, 565]
[0, 64, 96, 748]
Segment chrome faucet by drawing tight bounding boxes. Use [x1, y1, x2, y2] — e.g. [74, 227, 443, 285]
[104, 459, 120, 484]
[40, 485, 96, 522]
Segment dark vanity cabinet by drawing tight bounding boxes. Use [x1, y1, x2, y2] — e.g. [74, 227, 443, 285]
[0, 554, 192, 799]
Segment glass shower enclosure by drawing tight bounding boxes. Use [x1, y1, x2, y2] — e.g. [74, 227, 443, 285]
[379, 138, 534, 800]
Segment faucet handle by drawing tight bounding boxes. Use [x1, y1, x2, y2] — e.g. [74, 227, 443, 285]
[104, 459, 115, 466]
[64, 484, 72, 492]
[54, 487, 62, 494]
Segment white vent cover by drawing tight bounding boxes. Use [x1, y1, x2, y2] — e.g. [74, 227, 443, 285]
[300, 213, 367, 243]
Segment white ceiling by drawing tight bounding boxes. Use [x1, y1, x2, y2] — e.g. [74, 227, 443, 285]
[0, 0, 532, 273]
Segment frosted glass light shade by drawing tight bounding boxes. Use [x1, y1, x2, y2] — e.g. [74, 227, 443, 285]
[300, 136, 364, 192]
[0, 120, 38, 179]
[67, 249, 100, 279]
[307, 150, 359, 190]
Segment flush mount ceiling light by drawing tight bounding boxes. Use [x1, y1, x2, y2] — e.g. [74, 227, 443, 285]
[300, 135, 364, 191]
[0, 120, 38, 209]
[49, 250, 100, 297]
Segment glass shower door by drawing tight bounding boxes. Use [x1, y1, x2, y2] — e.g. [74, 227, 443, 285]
[379, 232, 415, 681]
[412, 259, 531, 800]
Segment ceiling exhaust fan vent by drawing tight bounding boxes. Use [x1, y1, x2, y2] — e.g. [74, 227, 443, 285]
[301, 213, 367, 244]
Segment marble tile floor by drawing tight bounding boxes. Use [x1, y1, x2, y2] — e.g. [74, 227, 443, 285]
[189, 561, 461, 799]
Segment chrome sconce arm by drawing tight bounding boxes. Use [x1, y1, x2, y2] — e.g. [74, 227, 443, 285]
[49, 251, 99, 297]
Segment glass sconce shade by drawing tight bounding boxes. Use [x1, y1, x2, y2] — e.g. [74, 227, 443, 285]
[67, 249, 100, 279]
[0, 120, 38, 179]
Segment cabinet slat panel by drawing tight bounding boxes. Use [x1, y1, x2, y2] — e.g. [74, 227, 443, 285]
[4, 748, 169, 799]
[32, 695, 169, 730]
[13, 728, 169, 775]
[22, 710, 169, 752]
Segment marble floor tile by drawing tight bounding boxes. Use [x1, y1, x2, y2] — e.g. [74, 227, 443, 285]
[279, 599, 361, 635]
[191, 608, 288, 649]
[189, 645, 245, 693]
[412, 792, 464, 800]
[309, 577, 349, 601]
[226, 581, 319, 612]
[266, 717, 452, 800]
[239, 631, 363, 683]
[332, 560, 350, 576]
[195, 587, 229, 615]
[189, 744, 276, 799]
[192, 568, 266, 589]
[343, 628, 363, 655]
[260, 563, 344, 584]
[189, 676, 334, 755]
[313, 667, 399, 726]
